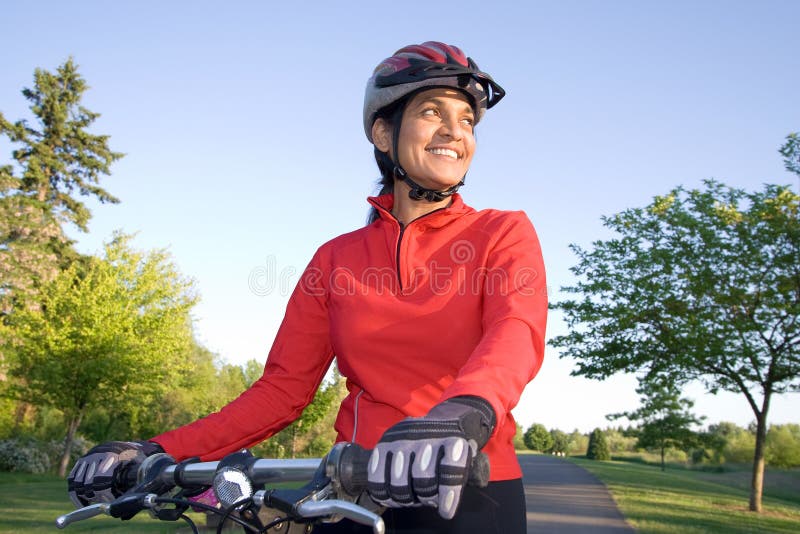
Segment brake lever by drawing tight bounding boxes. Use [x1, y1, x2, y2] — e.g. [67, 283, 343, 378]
[297, 499, 385, 534]
[56, 503, 111, 529]
[253, 488, 385, 534]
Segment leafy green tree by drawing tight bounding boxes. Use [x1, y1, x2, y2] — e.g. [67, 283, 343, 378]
[295, 369, 347, 458]
[567, 429, 589, 456]
[0, 58, 122, 313]
[766, 424, 800, 468]
[611, 379, 704, 470]
[780, 132, 800, 178]
[80, 343, 243, 441]
[513, 423, 526, 450]
[603, 426, 638, 454]
[705, 422, 756, 464]
[255, 368, 346, 459]
[523, 423, 553, 452]
[586, 428, 611, 460]
[549, 429, 569, 455]
[551, 176, 800, 511]
[4, 233, 197, 475]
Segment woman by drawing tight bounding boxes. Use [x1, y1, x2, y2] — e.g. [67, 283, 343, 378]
[68, 41, 547, 533]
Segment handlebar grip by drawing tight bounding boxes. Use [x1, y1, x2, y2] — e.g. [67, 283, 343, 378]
[331, 443, 490, 496]
[335, 443, 372, 497]
[113, 462, 140, 495]
[468, 451, 490, 488]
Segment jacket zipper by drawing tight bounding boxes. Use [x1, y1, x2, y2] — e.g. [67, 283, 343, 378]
[351, 389, 364, 443]
[395, 224, 407, 291]
[389, 207, 448, 292]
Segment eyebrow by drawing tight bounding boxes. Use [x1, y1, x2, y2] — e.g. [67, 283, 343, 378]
[415, 96, 475, 115]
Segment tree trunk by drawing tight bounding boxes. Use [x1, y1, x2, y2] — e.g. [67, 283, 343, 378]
[12, 401, 31, 433]
[59, 413, 83, 478]
[749, 397, 770, 512]
[661, 446, 666, 472]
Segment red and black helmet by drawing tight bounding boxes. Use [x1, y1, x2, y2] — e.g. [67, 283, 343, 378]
[363, 41, 505, 142]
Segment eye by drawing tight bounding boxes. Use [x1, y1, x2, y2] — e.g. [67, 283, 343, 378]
[421, 107, 440, 118]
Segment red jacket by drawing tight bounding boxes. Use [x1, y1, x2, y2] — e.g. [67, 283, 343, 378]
[153, 194, 547, 480]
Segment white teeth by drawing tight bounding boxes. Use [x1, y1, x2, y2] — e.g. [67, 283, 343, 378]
[427, 148, 459, 159]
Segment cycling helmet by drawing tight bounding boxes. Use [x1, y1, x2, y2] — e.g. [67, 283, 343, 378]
[363, 41, 505, 142]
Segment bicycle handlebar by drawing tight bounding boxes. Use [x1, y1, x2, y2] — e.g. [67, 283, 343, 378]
[165, 457, 322, 486]
[56, 442, 488, 533]
[57, 443, 381, 532]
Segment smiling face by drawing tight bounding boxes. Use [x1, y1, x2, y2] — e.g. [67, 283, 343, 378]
[372, 88, 476, 191]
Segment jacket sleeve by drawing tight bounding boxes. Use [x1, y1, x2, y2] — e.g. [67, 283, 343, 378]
[439, 211, 547, 433]
[151, 250, 334, 461]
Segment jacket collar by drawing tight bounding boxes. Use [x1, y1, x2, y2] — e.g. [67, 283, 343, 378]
[367, 193, 474, 229]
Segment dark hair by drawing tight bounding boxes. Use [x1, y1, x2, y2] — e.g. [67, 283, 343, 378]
[366, 98, 408, 224]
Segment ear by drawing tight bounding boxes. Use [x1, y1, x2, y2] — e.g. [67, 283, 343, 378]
[372, 118, 392, 154]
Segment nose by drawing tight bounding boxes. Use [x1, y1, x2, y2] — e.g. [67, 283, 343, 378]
[437, 115, 465, 141]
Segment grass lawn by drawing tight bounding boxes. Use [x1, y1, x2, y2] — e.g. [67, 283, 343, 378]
[0, 472, 208, 533]
[569, 457, 800, 534]
[4, 461, 800, 533]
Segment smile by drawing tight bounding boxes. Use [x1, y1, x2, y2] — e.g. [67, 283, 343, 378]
[426, 148, 459, 159]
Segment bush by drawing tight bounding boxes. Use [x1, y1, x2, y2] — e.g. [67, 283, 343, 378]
[0, 399, 20, 439]
[587, 428, 611, 460]
[567, 430, 589, 456]
[706, 422, 755, 464]
[0, 436, 90, 474]
[767, 424, 800, 468]
[691, 447, 711, 465]
[513, 423, 526, 450]
[604, 427, 638, 453]
[0, 438, 53, 473]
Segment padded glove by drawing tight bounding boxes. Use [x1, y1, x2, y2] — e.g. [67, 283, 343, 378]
[367, 396, 496, 519]
[68, 440, 164, 507]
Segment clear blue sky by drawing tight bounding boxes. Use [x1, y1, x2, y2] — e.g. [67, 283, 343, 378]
[3, 0, 798, 433]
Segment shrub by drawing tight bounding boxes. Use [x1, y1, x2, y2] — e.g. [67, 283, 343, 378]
[604, 427, 638, 453]
[513, 423, 526, 450]
[766, 424, 800, 468]
[0, 438, 52, 474]
[567, 430, 589, 456]
[706, 422, 755, 464]
[587, 428, 611, 460]
[0, 436, 90, 474]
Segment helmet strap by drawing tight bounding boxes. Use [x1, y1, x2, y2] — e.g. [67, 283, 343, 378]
[385, 107, 465, 203]
[393, 165, 464, 202]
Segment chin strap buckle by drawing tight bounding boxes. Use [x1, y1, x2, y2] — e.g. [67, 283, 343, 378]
[394, 166, 464, 202]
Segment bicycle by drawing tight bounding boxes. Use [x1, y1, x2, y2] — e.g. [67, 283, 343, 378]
[56, 442, 489, 533]
[56, 442, 382, 533]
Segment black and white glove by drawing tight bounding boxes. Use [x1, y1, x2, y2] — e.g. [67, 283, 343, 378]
[367, 396, 496, 519]
[68, 440, 164, 507]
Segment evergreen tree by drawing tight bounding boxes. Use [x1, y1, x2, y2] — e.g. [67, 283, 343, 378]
[0, 58, 122, 314]
[587, 428, 610, 460]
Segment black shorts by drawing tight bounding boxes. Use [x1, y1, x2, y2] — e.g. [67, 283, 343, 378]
[314, 478, 526, 534]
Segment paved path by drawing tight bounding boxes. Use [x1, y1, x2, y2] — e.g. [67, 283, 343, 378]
[520, 455, 636, 533]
